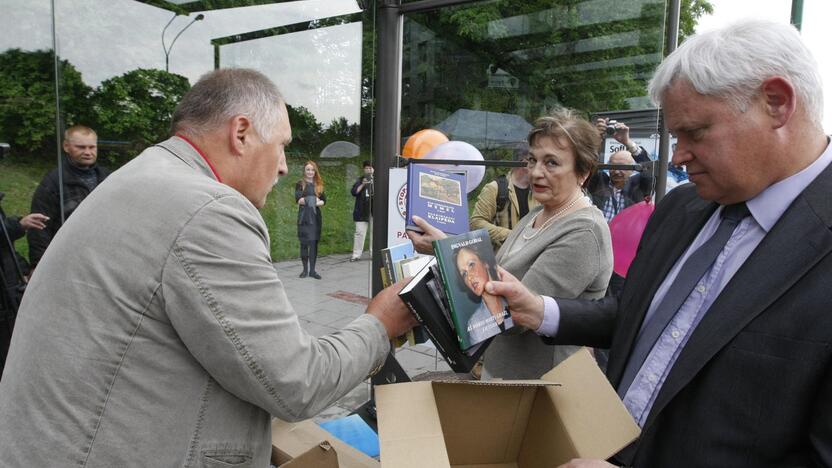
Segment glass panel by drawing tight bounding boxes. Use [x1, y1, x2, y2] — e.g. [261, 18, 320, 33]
[218, 17, 369, 267]
[1, 0, 376, 324]
[402, 0, 668, 300]
[0, 0, 58, 279]
[6, 0, 371, 267]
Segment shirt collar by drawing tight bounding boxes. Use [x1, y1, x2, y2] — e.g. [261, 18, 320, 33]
[746, 137, 832, 232]
[175, 133, 222, 183]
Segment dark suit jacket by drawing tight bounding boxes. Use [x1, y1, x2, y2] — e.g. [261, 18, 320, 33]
[551, 173, 832, 467]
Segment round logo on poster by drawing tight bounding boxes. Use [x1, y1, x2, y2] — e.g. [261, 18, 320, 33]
[397, 183, 407, 219]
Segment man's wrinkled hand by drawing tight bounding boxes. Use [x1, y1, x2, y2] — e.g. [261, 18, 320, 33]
[485, 267, 544, 330]
[406, 215, 447, 255]
[366, 279, 419, 339]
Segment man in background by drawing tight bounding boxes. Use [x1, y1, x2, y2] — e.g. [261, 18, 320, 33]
[0, 192, 47, 374]
[350, 160, 374, 261]
[0, 69, 416, 466]
[28, 125, 110, 268]
[470, 144, 538, 251]
[587, 149, 653, 223]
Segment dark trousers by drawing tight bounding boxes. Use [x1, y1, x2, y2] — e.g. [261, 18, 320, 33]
[300, 241, 318, 273]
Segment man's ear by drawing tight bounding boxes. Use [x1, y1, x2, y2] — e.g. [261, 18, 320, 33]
[760, 76, 796, 129]
[229, 115, 254, 156]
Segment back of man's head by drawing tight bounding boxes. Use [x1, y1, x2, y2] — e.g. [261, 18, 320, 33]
[172, 68, 285, 142]
[648, 20, 823, 124]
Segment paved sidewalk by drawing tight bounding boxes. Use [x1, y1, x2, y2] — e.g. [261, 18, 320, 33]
[273, 253, 451, 422]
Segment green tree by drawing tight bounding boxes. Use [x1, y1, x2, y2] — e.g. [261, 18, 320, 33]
[680, 0, 714, 41]
[0, 49, 94, 158]
[285, 104, 324, 156]
[400, 0, 713, 135]
[323, 116, 360, 146]
[92, 68, 190, 160]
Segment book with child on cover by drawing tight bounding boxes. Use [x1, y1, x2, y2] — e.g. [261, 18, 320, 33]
[405, 163, 468, 235]
[432, 229, 513, 350]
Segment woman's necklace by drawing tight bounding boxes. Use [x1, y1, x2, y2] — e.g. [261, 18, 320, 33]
[522, 192, 584, 240]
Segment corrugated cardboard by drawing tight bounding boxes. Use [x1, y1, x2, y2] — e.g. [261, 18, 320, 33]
[271, 418, 380, 468]
[376, 348, 640, 468]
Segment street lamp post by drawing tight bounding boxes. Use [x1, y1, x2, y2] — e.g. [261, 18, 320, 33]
[162, 13, 205, 72]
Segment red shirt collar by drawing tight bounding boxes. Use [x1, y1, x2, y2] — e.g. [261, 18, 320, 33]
[175, 133, 222, 183]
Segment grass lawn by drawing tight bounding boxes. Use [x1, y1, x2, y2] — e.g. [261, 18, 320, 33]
[3, 153, 491, 263]
[1, 154, 364, 262]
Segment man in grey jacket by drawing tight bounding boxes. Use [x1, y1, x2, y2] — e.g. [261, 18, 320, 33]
[0, 69, 416, 467]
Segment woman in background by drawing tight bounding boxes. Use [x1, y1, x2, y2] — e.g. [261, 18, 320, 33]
[295, 161, 326, 279]
[409, 108, 612, 379]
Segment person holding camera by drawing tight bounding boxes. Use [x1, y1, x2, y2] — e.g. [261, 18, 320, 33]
[0, 192, 47, 375]
[349, 161, 373, 262]
[595, 118, 650, 163]
[586, 149, 653, 223]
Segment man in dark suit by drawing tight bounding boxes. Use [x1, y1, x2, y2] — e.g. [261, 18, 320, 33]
[488, 19, 832, 467]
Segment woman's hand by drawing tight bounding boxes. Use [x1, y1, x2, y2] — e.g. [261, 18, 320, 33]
[20, 213, 48, 231]
[486, 267, 545, 330]
[406, 215, 446, 255]
[316, 197, 325, 207]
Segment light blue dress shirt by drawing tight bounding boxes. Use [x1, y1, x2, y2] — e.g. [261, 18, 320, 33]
[537, 139, 832, 425]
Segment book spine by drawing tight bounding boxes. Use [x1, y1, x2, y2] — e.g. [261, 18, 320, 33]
[400, 294, 458, 367]
[381, 250, 394, 286]
[433, 243, 468, 349]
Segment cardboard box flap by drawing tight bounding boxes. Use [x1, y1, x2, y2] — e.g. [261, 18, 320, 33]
[434, 383, 537, 465]
[271, 419, 379, 468]
[280, 441, 339, 468]
[376, 381, 452, 468]
[538, 348, 641, 460]
[431, 379, 560, 388]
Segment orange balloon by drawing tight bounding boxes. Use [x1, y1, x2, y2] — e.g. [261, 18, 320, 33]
[402, 129, 448, 158]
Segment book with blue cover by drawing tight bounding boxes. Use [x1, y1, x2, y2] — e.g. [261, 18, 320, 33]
[432, 229, 513, 350]
[405, 163, 468, 235]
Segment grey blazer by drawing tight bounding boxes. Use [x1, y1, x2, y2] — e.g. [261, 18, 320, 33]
[482, 204, 612, 379]
[0, 137, 389, 467]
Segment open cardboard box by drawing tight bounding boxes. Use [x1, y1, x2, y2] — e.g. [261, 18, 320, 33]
[271, 418, 380, 468]
[375, 348, 640, 468]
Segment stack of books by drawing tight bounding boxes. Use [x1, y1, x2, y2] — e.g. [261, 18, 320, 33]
[398, 229, 513, 373]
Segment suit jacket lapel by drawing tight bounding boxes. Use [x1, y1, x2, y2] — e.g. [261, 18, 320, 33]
[607, 191, 717, 385]
[643, 171, 832, 431]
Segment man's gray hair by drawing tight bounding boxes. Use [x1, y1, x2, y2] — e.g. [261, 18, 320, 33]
[172, 68, 285, 141]
[649, 20, 823, 121]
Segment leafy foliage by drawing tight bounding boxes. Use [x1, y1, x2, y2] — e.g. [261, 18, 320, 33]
[93, 68, 190, 162]
[401, 0, 713, 136]
[0, 49, 94, 156]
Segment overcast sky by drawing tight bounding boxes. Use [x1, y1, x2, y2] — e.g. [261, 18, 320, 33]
[3, 0, 831, 131]
[695, 0, 832, 132]
[0, 0, 362, 125]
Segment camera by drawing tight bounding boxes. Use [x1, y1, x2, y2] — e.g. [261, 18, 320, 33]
[605, 121, 618, 137]
[0, 143, 10, 159]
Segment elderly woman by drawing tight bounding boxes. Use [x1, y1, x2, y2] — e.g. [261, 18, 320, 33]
[409, 108, 612, 379]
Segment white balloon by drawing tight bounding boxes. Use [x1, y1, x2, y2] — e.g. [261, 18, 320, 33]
[423, 141, 485, 193]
